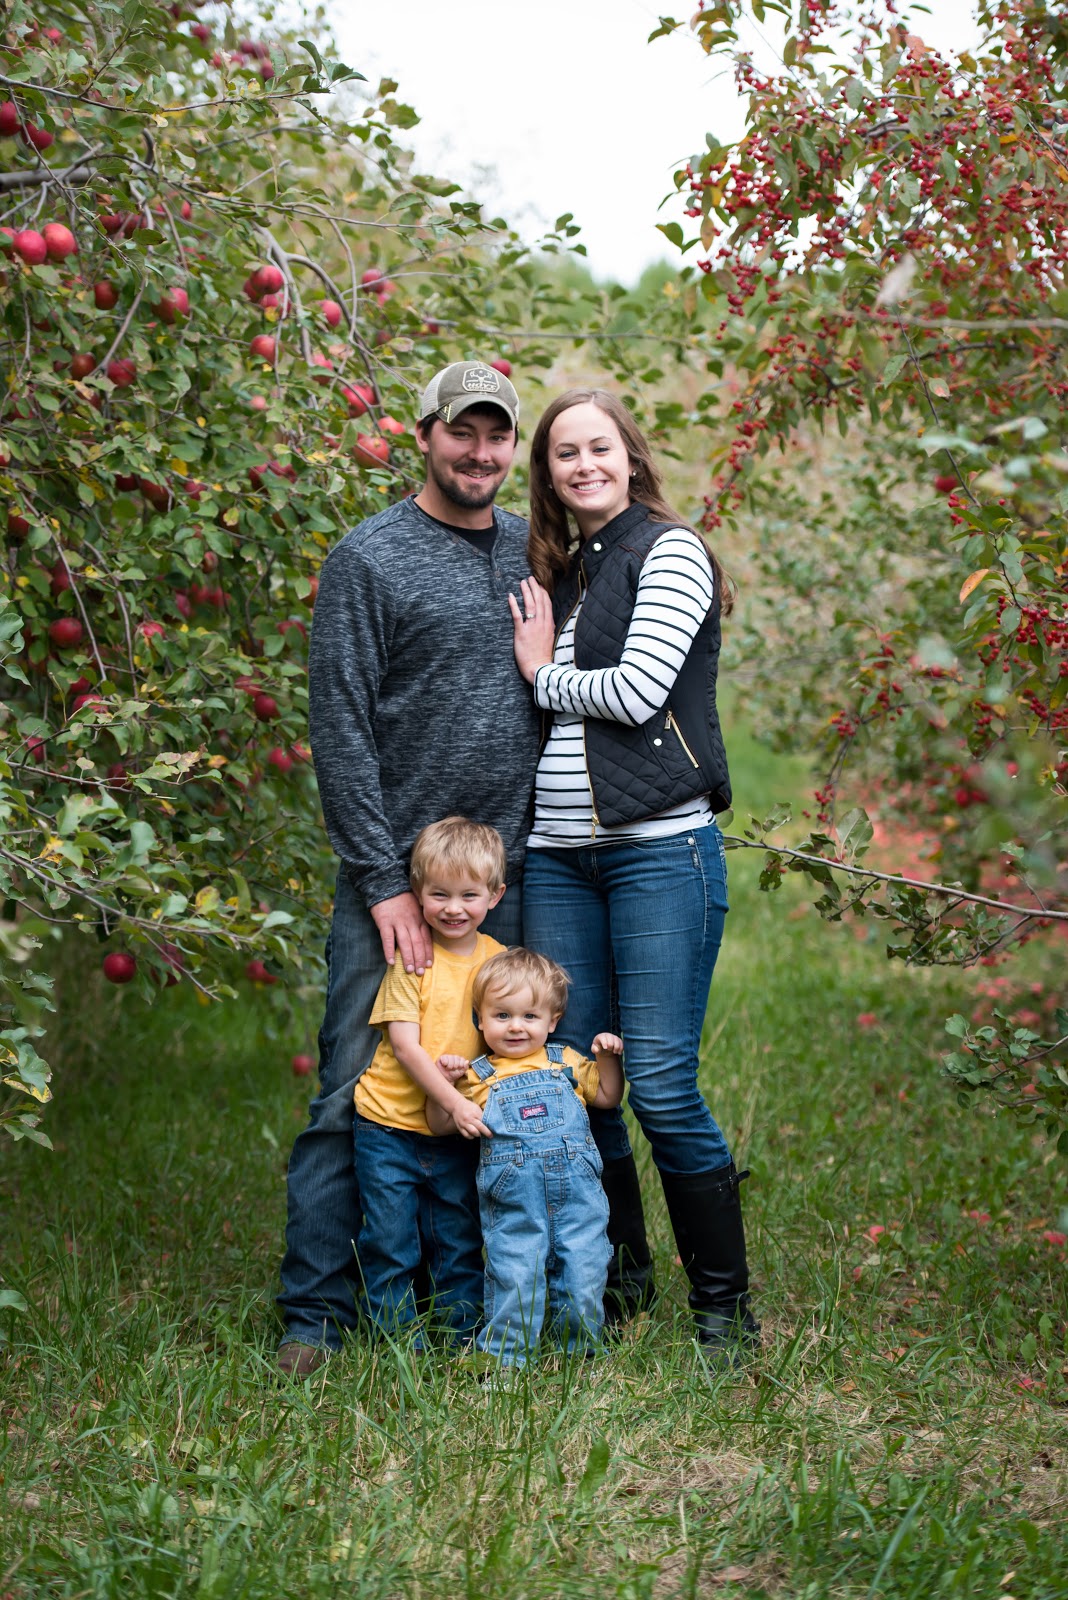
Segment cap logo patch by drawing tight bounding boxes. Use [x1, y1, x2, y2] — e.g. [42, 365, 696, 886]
[461, 365, 502, 395]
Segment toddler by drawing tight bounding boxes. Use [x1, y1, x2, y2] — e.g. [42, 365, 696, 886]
[427, 948, 623, 1368]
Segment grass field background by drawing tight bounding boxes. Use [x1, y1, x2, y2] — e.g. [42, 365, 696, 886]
[2, 724, 1066, 1598]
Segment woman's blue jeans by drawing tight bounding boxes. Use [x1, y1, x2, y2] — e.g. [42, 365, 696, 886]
[523, 824, 732, 1177]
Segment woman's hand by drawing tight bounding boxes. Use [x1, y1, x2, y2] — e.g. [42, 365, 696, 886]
[509, 576, 556, 684]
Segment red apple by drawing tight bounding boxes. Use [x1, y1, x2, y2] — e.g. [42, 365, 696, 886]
[291, 1053, 314, 1076]
[158, 941, 183, 985]
[278, 618, 307, 642]
[7, 511, 30, 539]
[934, 474, 957, 494]
[103, 951, 136, 984]
[320, 299, 343, 328]
[341, 382, 375, 417]
[489, 358, 512, 378]
[353, 433, 390, 467]
[50, 559, 72, 594]
[114, 473, 138, 492]
[21, 123, 54, 152]
[302, 576, 319, 608]
[155, 286, 190, 324]
[137, 620, 166, 642]
[106, 761, 131, 792]
[253, 263, 284, 295]
[69, 352, 95, 380]
[249, 333, 276, 362]
[253, 692, 278, 721]
[13, 230, 47, 266]
[26, 736, 47, 766]
[106, 358, 137, 388]
[245, 958, 278, 985]
[310, 352, 334, 384]
[191, 22, 211, 42]
[139, 478, 171, 510]
[0, 102, 18, 137]
[259, 60, 275, 81]
[361, 267, 386, 289]
[249, 394, 268, 411]
[174, 591, 192, 619]
[49, 617, 84, 649]
[92, 281, 118, 312]
[100, 213, 124, 236]
[42, 222, 77, 261]
[378, 415, 404, 435]
[179, 200, 193, 222]
[73, 693, 106, 713]
[268, 746, 293, 774]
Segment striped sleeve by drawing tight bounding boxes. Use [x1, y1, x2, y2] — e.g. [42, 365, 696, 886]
[533, 529, 715, 725]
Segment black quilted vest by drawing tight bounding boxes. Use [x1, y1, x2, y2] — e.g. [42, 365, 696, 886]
[551, 501, 731, 828]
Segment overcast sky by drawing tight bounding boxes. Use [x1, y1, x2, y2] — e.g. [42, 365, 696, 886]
[331, 1, 983, 284]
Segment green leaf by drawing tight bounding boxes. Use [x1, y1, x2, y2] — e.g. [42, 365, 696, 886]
[575, 1436, 610, 1505]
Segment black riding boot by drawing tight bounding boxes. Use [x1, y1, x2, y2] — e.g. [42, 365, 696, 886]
[659, 1162, 761, 1358]
[601, 1152, 656, 1326]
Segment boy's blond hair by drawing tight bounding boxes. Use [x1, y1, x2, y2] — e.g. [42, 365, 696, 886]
[409, 816, 507, 895]
[472, 948, 570, 1020]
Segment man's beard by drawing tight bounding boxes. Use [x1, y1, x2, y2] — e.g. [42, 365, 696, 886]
[430, 459, 501, 512]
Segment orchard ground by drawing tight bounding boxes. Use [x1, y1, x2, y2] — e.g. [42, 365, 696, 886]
[1, 722, 1067, 1600]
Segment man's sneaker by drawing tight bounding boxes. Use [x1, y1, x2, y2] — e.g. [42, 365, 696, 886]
[276, 1341, 330, 1380]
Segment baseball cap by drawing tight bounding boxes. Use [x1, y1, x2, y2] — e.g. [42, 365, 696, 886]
[417, 360, 520, 431]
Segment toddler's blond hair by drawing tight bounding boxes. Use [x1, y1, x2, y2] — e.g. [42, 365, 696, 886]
[409, 816, 507, 894]
[472, 947, 570, 1019]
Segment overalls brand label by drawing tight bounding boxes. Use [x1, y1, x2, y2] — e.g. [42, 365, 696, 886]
[520, 1103, 548, 1120]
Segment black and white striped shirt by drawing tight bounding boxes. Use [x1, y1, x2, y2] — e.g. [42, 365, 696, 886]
[528, 528, 716, 848]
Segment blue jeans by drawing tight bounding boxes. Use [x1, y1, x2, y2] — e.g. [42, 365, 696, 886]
[276, 868, 523, 1350]
[354, 1116, 483, 1340]
[475, 1060, 611, 1368]
[523, 824, 732, 1177]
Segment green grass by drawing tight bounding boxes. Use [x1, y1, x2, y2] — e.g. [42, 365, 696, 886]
[2, 724, 1067, 1598]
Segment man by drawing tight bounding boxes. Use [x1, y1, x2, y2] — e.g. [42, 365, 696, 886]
[276, 360, 540, 1377]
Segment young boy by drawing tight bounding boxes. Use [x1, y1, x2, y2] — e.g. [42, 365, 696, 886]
[353, 817, 508, 1344]
[426, 948, 624, 1369]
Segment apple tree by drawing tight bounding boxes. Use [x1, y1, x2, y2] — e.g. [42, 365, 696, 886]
[651, 1, 1068, 1143]
[0, 0, 557, 1144]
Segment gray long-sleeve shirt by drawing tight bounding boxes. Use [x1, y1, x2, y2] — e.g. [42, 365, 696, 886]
[308, 495, 542, 909]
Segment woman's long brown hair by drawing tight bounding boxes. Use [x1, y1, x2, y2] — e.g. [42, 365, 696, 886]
[527, 388, 734, 614]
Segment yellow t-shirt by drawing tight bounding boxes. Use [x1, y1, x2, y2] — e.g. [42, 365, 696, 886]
[354, 932, 505, 1134]
[459, 1045, 600, 1109]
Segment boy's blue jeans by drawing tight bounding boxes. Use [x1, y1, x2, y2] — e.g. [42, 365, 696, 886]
[276, 868, 522, 1351]
[354, 1116, 483, 1340]
[475, 1062, 611, 1368]
[522, 825, 733, 1177]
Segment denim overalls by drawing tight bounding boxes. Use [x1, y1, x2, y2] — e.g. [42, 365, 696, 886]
[471, 1044, 612, 1367]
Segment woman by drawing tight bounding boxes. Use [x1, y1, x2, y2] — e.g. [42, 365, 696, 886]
[510, 388, 759, 1358]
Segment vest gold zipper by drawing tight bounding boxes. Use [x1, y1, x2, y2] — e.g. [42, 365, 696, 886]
[665, 708, 700, 768]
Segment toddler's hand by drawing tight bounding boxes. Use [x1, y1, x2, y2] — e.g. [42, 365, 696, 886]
[436, 1054, 471, 1084]
[592, 1032, 624, 1058]
[451, 1097, 492, 1140]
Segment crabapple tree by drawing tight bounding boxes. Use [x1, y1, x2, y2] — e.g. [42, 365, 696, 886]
[653, 0, 1068, 1142]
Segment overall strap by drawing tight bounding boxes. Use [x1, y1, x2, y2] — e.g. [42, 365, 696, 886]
[469, 1055, 496, 1082]
[545, 1042, 577, 1090]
